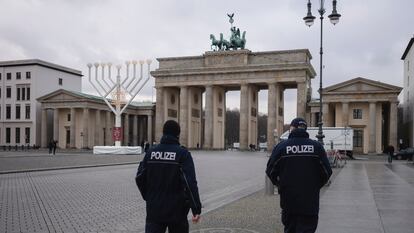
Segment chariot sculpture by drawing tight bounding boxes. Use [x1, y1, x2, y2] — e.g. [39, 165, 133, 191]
[210, 13, 247, 51]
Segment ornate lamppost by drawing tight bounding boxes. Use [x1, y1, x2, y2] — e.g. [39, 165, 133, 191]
[303, 0, 341, 144]
[87, 60, 152, 147]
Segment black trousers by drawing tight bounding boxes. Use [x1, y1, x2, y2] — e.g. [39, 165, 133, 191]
[282, 211, 318, 233]
[145, 220, 189, 233]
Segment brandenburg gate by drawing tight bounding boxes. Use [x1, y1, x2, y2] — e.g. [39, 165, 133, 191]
[151, 49, 316, 150]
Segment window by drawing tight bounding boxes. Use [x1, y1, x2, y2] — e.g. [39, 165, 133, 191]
[26, 72, 31, 79]
[353, 129, 363, 147]
[0, 88, 1, 98]
[22, 88, 25, 101]
[59, 78, 63, 85]
[26, 87, 30, 100]
[353, 109, 362, 119]
[6, 128, 11, 143]
[17, 88, 20, 101]
[67, 113, 71, 121]
[15, 128, 20, 144]
[6, 105, 11, 119]
[0, 73, 2, 80]
[6, 87, 11, 98]
[16, 72, 21, 80]
[25, 105, 30, 119]
[6, 73, 11, 80]
[15, 105, 21, 119]
[25, 127, 30, 143]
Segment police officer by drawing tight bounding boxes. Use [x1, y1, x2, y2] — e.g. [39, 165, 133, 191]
[266, 118, 332, 233]
[136, 120, 202, 233]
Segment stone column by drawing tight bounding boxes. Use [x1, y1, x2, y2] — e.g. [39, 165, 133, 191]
[69, 108, 76, 148]
[267, 83, 277, 150]
[155, 87, 164, 142]
[138, 116, 144, 145]
[179, 86, 189, 147]
[389, 101, 398, 150]
[133, 115, 138, 146]
[342, 102, 349, 127]
[95, 110, 101, 146]
[368, 102, 377, 153]
[148, 115, 153, 145]
[239, 84, 249, 150]
[41, 109, 47, 147]
[296, 82, 307, 118]
[82, 108, 89, 149]
[310, 112, 317, 127]
[204, 85, 213, 149]
[106, 111, 112, 146]
[124, 113, 129, 146]
[322, 103, 330, 127]
[53, 108, 59, 141]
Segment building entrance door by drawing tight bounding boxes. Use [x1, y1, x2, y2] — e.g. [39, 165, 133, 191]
[66, 129, 70, 148]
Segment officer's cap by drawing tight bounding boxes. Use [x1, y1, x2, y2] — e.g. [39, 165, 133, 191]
[290, 117, 307, 130]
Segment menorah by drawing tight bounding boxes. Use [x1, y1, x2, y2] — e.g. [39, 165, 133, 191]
[87, 60, 152, 147]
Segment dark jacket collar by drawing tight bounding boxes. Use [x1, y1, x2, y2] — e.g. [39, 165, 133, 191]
[288, 128, 309, 139]
[160, 134, 180, 145]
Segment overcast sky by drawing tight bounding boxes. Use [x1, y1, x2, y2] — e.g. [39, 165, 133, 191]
[0, 0, 413, 122]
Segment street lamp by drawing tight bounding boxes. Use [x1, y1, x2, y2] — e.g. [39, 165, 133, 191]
[303, 0, 341, 144]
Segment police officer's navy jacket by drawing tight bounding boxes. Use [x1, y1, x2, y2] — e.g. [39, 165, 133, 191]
[266, 128, 332, 215]
[135, 134, 202, 223]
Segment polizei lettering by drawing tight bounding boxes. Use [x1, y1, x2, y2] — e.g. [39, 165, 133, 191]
[150, 151, 176, 161]
[286, 145, 314, 154]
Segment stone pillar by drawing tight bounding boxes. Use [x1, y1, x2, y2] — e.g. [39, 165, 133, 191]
[179, 86, 189, 147]
[322, 103, 330, 127]
[155, 87, 164, 142]
[124, 113, 129, 146]
[138, 116, 144, 145]
[239, 84, 249, 150]
[296, 82, 307, 118]
[342, 102, 349, 127]
[53, 108, 59, 141]
[82, 108, 89, 149]
[148, 115, 153, 145]
[70, 108, 76, 148]
[133, 115, 138, 146]
[204, 85, 213, 149]
[41, 109, 47, 147]
[95, 110, 101, 146]
[106, 111, 112, 146]
[267, 83, 277, 151]
[310, 112, 317, 127]
[389, 101, 398, 150]
[369, 102, 377, 153]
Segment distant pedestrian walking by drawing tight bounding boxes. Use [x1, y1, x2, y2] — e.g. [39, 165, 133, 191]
[387, 145, 394, 163]
[136, 120, 202, 233]
[48, 140, 53, 154]
[52, 140, 58, 155]
[266, 118, 332, 233]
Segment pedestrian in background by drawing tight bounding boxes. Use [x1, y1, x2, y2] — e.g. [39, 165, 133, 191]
[266, 117, 332, 233]
[136, 120, 202, 233]
[52, 140, 58, 155]
[48, 140, 53, 154]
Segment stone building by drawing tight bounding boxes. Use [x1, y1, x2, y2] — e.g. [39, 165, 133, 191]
[307, 77, 402, 154]
[402, 36, 414, 147]
[0, 59, 82, 146]
[38, 89, 154, 149]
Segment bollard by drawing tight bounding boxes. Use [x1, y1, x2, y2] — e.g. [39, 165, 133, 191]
[265, 175, 274, 195]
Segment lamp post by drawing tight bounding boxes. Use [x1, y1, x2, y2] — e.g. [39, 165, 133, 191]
[303, 0, 341, 145]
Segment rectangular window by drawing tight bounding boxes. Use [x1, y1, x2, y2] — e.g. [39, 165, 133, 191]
[6, 128, 11, 143]
[15, 128, 20, 144]
[353, 109, 362, 119]
[0, 73, 2, 80]
[6, 105, 11, 119]
[26, 87, 30, 100]
[25, 127, 30, 143]
[67, 113, 71, 121]
[6, 87, 11, 98]
[353, 129, 363, 147]
[25, 105, 30, 119]
[6, 73, 11, 80]
[22, 88, 25, 101]
[59, 78, 63, 85]
[0, 88, 2, 98]
[17, 87, 20, 101]
[15, 105, 21, 119]
[26, 72, 31, 79]
[16, 72, 21, 80]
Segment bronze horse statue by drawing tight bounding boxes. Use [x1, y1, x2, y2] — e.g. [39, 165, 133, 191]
[210, 33, 224, 51]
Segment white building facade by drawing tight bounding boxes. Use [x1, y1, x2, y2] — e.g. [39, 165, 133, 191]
[402, 37, 414, 147]
[0, 59, 82, 147]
